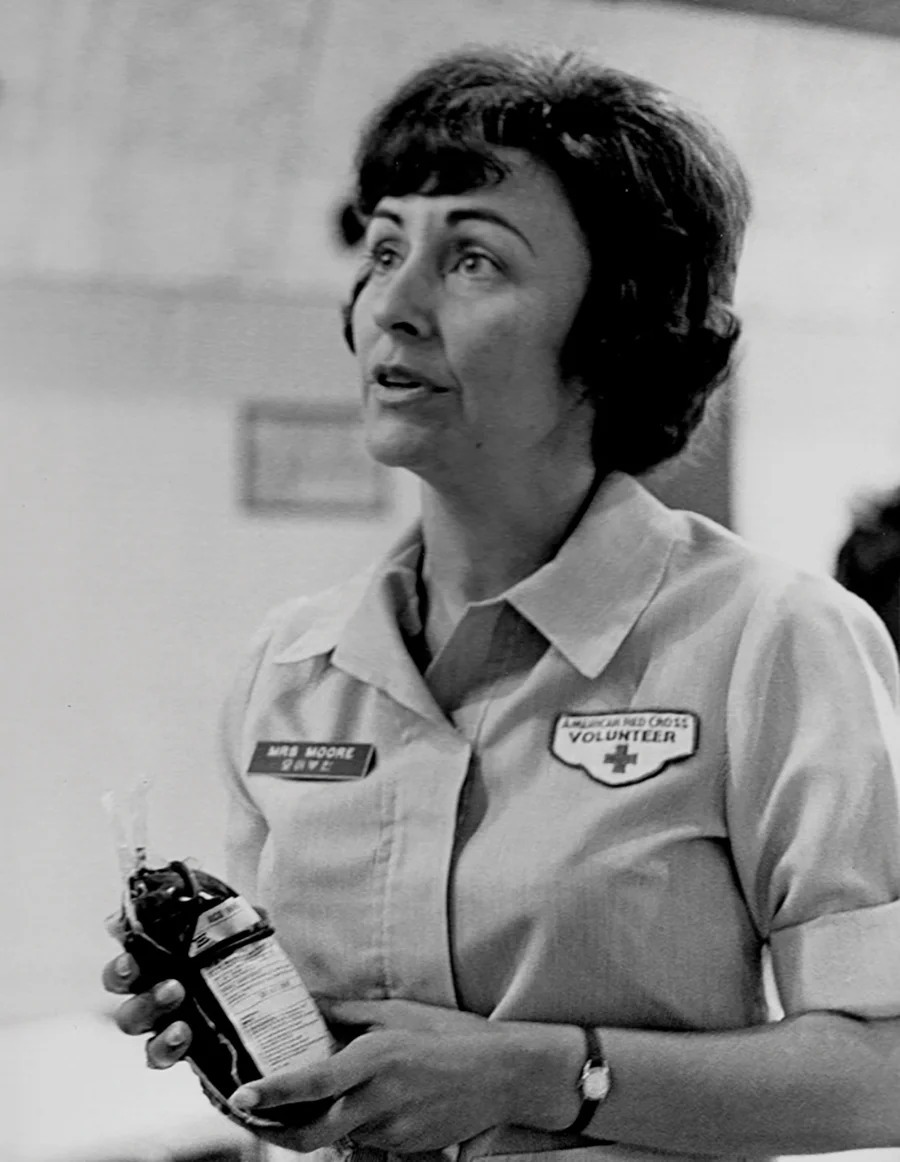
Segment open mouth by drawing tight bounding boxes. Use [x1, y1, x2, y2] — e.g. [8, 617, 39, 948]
[377, 371, 423, 389]
[374, 368, 448, 394]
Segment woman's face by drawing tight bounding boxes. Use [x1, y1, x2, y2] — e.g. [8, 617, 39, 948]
[351, 149, 593, 485]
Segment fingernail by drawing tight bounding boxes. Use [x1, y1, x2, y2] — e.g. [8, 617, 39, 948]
[154, 980, 181, 1005]
[115, 954, 132, 978]
[230, 1087, 260, 1111]
[166, 1022, 189, 1047]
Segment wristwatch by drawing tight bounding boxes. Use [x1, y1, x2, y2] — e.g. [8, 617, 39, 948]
[568, 1026, 613, 1134]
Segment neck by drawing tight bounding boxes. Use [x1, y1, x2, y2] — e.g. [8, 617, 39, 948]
[419, 459, 600, 608]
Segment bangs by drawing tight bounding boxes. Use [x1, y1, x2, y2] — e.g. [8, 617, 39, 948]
[356, 120, 515, 216]
[354, 90, 552, 216]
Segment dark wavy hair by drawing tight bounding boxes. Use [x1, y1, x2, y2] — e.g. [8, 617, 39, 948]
[341, 45, 751, 475]
[836, 487, 900, 654]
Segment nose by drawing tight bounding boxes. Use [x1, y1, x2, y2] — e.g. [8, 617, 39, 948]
[370, 255, 436, 340]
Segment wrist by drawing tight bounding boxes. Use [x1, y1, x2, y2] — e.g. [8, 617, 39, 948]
[494, 1022, 586, 1131]
[567, 1026, 613, 1134]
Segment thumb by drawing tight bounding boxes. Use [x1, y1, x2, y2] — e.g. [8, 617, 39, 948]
[105, 911, 128, 941]
[229, 1058, 345, 1114]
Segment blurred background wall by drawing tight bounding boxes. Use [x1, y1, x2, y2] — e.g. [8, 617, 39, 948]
[1, 0, 899, 1034]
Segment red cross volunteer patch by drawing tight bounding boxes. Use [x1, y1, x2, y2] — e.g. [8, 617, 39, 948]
[551, 710, 699, 786]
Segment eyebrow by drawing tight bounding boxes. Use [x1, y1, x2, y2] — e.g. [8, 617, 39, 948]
[370, 206, 535, 255]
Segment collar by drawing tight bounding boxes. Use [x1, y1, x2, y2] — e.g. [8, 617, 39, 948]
[272, 473, 678, 685]
[272, 524, 445, 723]
[271, 520, 422, 667]
[503, 472, 678, 678]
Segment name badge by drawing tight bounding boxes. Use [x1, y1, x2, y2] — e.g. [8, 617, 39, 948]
[551, 710, 698, 786]
[248, 740, 376, 780]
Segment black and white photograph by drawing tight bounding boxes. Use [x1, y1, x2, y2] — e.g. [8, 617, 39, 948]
[2, 4, 900, 1162]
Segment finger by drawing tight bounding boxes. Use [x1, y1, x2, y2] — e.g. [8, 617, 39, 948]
[105, 911, 127, 941]
[236, 1105, 344, 1155]
[146, 1021, 192, 1069]
[102, 952, 139, 995]
[113, 979, 186, 1036]
[229, 1056, 352, 1115]
[345, 1120, 405, 1152]
[255, 1093, 374, 1153]
[229, 1075, 332, 1116]
[321, 1092, 418, 1153]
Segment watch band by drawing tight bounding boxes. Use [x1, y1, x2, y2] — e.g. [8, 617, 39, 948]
[568, 1026, 612, 1134]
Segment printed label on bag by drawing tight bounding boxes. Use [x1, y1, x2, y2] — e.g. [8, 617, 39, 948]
[200, 936, 333, 1075]
[189, 895, 260, 958]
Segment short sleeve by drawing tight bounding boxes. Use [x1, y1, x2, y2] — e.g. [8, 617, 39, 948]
[725, 573, 900, 1018]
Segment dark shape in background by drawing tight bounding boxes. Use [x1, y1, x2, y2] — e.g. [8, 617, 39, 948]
[836, 488, 900, 654]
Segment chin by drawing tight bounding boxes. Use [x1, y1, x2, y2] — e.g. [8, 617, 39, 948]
[363, 418, 436, 472]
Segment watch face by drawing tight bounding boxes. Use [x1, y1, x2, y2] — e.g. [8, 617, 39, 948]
[584, 1065, 612, 1101]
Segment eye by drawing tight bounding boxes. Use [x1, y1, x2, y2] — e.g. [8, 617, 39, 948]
[364, 238, 403, 274]
[449, 246, 502, 280]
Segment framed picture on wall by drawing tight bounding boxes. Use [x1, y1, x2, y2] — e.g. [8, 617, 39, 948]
[240, 400, 389, 516]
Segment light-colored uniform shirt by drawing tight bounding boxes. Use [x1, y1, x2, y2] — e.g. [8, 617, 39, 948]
[219, 473, 900, 1162]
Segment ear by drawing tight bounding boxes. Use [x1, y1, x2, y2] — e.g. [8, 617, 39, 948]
[335, 199, 366, 249]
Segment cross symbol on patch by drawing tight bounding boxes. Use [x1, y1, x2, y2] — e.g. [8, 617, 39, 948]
[603, 743, 638, 775]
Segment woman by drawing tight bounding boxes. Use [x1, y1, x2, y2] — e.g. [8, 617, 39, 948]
[105, 46, 900, 1159]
